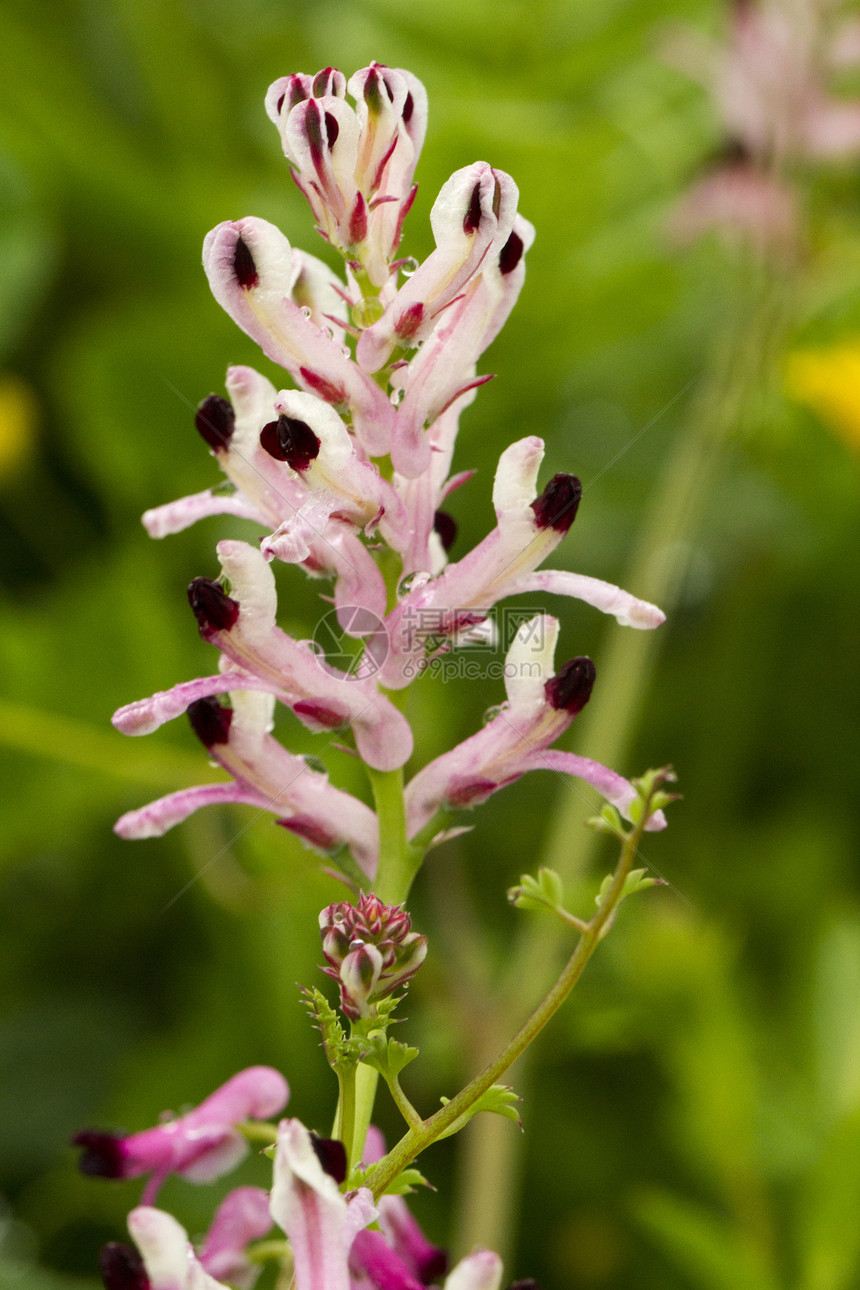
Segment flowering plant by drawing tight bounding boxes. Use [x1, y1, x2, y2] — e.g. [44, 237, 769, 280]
[76, 61, 674, 1289]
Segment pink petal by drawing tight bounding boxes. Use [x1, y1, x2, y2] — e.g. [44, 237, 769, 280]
[508, 569, 666, 629]
[114, 783, 273, 839]
[142, 489, 267, 538]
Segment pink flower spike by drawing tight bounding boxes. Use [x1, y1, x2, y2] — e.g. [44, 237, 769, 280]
[74, 1068, 288, 1201]
[270, 1119, 376, 1290]
[202, 217, 392, 456]
[356, 162, 520, 374]
[126, 1207, 229, 1290]
[198, 1187, 273, 1290]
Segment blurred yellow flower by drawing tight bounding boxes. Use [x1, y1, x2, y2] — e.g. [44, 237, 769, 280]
[785, 340, 860, 452]
[0, 373, 38, 479]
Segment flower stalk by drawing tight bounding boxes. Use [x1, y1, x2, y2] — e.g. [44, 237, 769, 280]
[363, 773, 671, 1201]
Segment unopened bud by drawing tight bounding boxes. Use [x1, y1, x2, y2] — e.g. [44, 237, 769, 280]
[318, 892, 427, 1020]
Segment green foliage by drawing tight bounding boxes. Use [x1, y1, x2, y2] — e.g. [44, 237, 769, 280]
[436, 1085, 522, 1138]
[359, 1033, 420, 1083]
[0, 1, 858, 1288]
[349, 1163, 430, 1198]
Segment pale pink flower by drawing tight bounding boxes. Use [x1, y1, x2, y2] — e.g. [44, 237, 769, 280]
[405, 615, 667, 838]
[74, 1068, 288, 1204]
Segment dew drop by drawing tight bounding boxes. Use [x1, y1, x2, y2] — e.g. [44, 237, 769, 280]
[482, 703, 507, 726]
[390, 387, 403, 407]
[302, 754, 327, 774]
[397, 569, 431, 597]
[353, 296, 385, 328]
[300, 305, 313, 319]
[342, 345, 352, 360]
[400, 256, 419, 278]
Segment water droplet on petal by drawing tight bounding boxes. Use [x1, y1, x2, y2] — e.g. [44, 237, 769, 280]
[390, 387, 403, 407]
[482, 703, 507, 726]
[302, 754, 328, 774]
[400, 256, 419, 278]
[342, 345, 352, 360]
[397, 570, 432, 598]
[353, 296, 385, 328]
[300, 305, 312, 319]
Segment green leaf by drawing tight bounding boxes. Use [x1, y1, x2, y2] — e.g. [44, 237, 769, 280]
[595, 867, 662, 908]
[350, 1163, 430, 1197]
[436, 1084, 522, 1139]
[302, 988, 362, 1073]
[359, 1032, 419, 1082]
[508, 867, 582, 927]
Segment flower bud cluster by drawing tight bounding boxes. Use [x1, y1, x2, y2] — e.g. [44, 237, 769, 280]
[319, 892, 427, 1020]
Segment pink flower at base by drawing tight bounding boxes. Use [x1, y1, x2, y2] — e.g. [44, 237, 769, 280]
[362, 1126, 448, 1284]
[73, 1067, 288, 1205]
[270, 1118, 376, 1290]
[405, 615, 667, 839]
[198, 1187, 273, 1289]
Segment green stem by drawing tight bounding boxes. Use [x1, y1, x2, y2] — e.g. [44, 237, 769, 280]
[236, 1119, 279, 1145]
[349, 1062, 380, 1169]
[452, 252, 792, 1263]
[365, 816, 644, 1200]
[367, 765, 416, 903]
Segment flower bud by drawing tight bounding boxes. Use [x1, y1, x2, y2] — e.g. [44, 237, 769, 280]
[319, 892, 427, 1020]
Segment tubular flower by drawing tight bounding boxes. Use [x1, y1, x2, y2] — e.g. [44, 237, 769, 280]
[379, 437, 664, 688]
[197, 1188, 274, 1289]
[405, 616, 668, 839]
[100, 1208, 230, 1290]
[73, 1068, 289, 1205]
[271, 1119, 511, 1290]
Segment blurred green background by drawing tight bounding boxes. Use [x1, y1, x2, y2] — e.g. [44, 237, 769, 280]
[1, 0, 859, 1287]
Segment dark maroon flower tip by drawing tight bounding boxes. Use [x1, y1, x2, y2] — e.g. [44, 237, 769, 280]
[310, 1134, 348, 1183]
[194, 394, 235, 452]
[188, 696, 233, 748]
[99, 1243, 149, 1290]
[463, 180, 484, 235]
[418, 1248, 449, 1284]
[259, 415, 321, 470]
[233, 236, 258, 290]
[187, 577, 240, 633]
[403, 91, 414, 124]
[544, 656, 595, 715]
[499, 230, 524, 276]
[72, 1130, 126, 1179]
[530, 473, 582, 533]
[433, 510, 457, 552]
